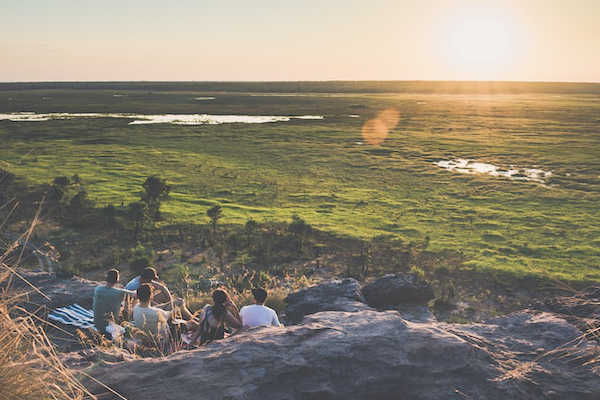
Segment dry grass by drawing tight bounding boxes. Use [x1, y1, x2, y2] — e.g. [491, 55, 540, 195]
[0, 269, 92, 400]
[0, 204, 93, 400]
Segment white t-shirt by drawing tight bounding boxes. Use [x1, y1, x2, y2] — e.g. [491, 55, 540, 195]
[133, 305, 171, 338]
[240, 304, 282, 328]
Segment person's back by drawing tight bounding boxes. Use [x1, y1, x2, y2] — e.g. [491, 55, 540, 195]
[240, 304, 280, 328]
[132, 304, 169, 337]
[125, 275, 140, 291]
[189, 289, 242, 345]
[93, 269, 131, 334]
[240, 288, 282, 328]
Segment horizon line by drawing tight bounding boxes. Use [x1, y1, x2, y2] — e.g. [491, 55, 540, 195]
[2, 79, 600, 85]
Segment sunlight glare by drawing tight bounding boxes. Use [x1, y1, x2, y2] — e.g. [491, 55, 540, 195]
[361, 108, 400, 145]
[439, 8, 522, 80]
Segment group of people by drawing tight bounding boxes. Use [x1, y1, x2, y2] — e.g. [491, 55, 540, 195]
[92, 267, 282, 348]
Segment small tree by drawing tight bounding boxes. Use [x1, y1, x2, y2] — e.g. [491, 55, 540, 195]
[50, 176, 70, 219]
[141, 176, 171, 222]
[288, 214, 311, 253]
[244, 219, 258, 247]
[67, 190, 93, 225]
[207, 205, 222, 236]
[128, 201, 148, 241]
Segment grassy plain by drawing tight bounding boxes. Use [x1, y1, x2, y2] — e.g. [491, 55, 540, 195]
[1, 82, 599, 282]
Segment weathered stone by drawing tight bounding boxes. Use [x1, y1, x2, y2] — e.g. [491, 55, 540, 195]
[362, 273, 434, 307]
[7, 270, 98, 310]
[84, 310, 600, 400]
[396, 303, 437, 322]
[284, 278, 371, 323]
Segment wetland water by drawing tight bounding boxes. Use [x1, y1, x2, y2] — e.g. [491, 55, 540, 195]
[435, 158, 552, 183]
[0, 112, 324, 125]
[435, 159, 552, 183]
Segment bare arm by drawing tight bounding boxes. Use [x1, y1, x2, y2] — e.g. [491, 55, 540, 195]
[225, 306, 242, 330]
[173, 297, 194, 320]
[189, 307, 208, 345]
[272, 310, 282, 327]
[151, 281, 174, 310]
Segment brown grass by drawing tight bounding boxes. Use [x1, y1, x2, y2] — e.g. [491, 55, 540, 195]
[0, 269, 92, 400]
[0, 203, 92, 400]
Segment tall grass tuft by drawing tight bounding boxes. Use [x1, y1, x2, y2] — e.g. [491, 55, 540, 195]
[0, 204, 91, 400]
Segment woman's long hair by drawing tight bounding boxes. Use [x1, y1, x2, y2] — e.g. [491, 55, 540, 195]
[211, 289, 229, 322]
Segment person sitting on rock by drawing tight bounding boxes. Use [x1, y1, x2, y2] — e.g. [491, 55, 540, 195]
[127, 267, 178, 311]
[132, 283, 194, 346]
[240, 288, 282, 328]
[93, 268, 135, 336]
[189, 289, 242, 345]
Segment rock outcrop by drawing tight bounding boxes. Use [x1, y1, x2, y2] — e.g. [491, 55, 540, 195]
[84, 310, 600, 400]
[533, 286, 600, 343]
[6, 270, 98, 310]
[9, 270, 600, 399]
[361, 273, 434, 307]
[284, 278, 372, 323]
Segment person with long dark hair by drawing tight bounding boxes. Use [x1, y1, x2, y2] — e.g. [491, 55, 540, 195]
[189, 288, 242, 345]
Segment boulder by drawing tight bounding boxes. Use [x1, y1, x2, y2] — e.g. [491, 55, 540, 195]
[285, 278, 371, 323]
[6, 270, 98, 310]
[533, 286, 600, 340]
[362, 273, 434, 307]
[84, 310, 600, 400]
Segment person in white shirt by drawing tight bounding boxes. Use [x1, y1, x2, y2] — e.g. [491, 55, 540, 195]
[132, 283, 194, 345]
[240, 288, 282, 328]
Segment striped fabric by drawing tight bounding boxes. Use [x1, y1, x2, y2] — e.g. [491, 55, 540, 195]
[48, 304, 96, 330]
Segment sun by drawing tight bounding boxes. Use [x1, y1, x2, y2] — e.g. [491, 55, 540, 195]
[439, 9, 521, 79]
[451, 18, 510, 65]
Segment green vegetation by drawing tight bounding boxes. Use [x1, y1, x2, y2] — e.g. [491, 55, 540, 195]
[1, 82, 599, 283]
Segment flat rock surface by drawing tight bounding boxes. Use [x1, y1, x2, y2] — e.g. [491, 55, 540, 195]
[84, 310, 600, 400]
[285, 278, 372, 323]
[6, 270, 98, 310]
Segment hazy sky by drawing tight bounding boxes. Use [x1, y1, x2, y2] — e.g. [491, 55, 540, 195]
[1, 0, 599, 82]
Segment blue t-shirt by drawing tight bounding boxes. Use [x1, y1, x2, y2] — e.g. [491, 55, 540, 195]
[125, 276, 141, 291]
[92, 285, 130, 333]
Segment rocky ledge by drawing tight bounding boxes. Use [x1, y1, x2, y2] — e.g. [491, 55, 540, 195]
[9, 270, 600, 399]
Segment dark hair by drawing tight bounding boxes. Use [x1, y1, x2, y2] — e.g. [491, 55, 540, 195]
[137, 283, 152, 302]
[140, 267, 158, 283]
[252, 288, 267, 304]
[106, 269, 119, 284]
[212, 289, 229, 321]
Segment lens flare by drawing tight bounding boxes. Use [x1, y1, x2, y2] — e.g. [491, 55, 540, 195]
[361, 108, 400, 145]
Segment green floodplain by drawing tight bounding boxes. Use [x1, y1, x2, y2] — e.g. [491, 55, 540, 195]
[0, 81, 599, 282]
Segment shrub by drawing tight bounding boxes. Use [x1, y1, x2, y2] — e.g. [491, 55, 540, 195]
[207, 205, 223, 235]
[141, 176, 171, 221]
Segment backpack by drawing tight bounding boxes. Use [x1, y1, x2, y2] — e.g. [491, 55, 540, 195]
[197, 306, 225, 345]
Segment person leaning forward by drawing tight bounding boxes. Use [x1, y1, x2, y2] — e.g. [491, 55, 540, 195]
[93, 269, 135, 335]
[126, 267, 175, 310]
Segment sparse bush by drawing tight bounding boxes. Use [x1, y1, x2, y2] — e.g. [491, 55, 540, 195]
[67, 190, 94, 226]
[244, 218, 258, 247]
[288, 214, 311, 253]
[141, 175, 171, 222]
[207, 205, 223, 236]
[128, 243, 155, 276]
[127, 201, 148, 240]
